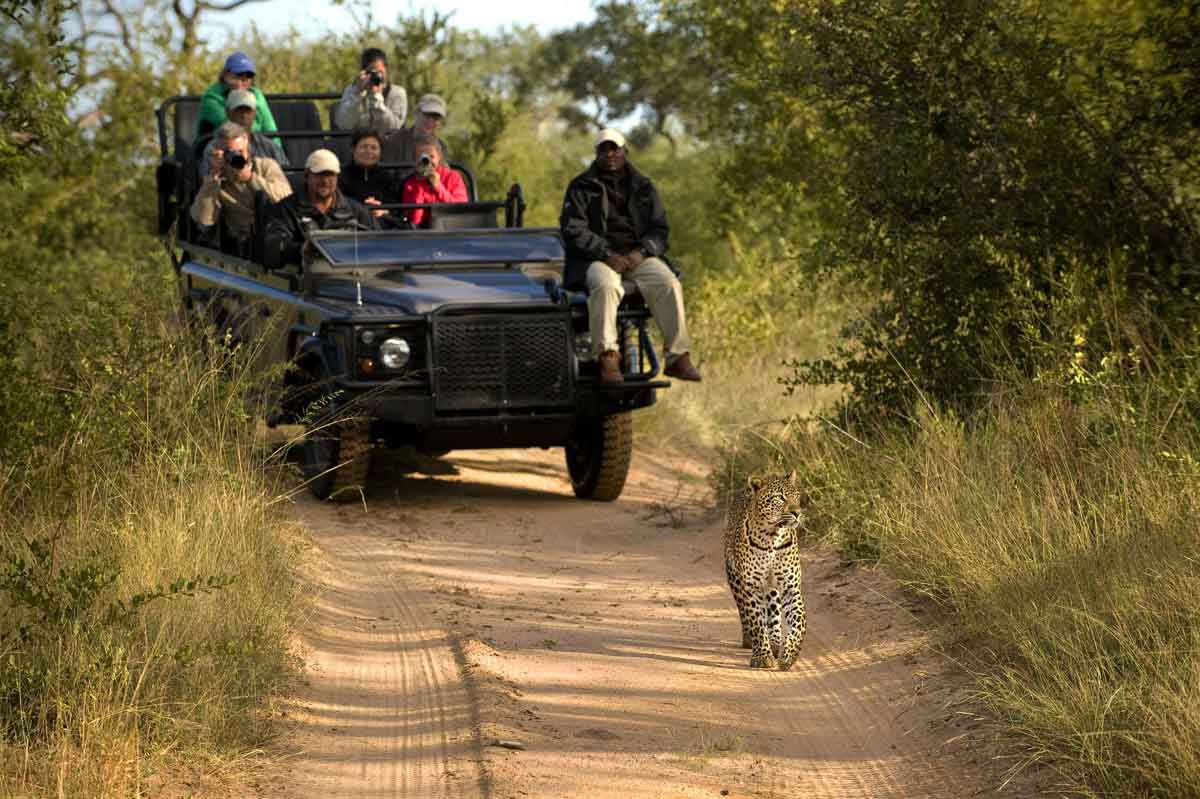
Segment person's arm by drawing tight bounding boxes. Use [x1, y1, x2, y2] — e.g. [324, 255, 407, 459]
[253, 158, 293, 203]
[639, 182, 669, 257]
[559, 181, 609, 262]
[387, 86, 407, 127]
[401, 175, 427, 227]
[334, 83, 370, 130]
[431, 168, 467, 204]
[195, 84, 227, 138]
[189, 175, 222, 227]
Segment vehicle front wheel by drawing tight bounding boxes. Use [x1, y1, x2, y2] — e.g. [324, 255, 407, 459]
[565, 412, 633, 501]
[302, 414, 372, 502]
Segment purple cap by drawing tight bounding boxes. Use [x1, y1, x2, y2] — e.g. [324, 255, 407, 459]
[223, 51, 256, 75]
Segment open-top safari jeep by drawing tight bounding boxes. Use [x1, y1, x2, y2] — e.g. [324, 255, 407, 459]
[154, 92, 669, 501]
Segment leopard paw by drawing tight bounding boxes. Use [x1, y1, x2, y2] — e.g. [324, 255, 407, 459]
[749, 654, 778, 669]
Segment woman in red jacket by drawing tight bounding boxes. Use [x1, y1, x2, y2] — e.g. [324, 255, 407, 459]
[400, 135, 466, 228]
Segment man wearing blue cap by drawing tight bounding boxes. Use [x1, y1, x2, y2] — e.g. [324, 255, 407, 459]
[196, 51, 280, 142]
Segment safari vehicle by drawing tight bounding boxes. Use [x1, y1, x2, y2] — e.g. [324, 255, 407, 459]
[154, 92, 669, 501]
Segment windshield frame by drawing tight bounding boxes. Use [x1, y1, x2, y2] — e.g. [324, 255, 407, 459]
[308, 227, 565, 270]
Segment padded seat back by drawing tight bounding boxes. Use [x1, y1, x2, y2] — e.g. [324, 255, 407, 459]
[269, 100, 324, 165]
[173, 99, 201, 160]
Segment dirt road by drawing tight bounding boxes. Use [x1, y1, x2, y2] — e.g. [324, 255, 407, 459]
[275, 446, 1030, 798]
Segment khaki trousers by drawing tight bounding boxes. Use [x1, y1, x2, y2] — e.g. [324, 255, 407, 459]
[585, 257, 692, 361]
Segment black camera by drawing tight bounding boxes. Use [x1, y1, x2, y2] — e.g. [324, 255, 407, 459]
[224, 151, 247, 170]
[368, 70, 384, 86]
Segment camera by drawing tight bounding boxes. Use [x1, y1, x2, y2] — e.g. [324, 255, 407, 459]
[417, 152, 434, 175]
[368, 69, 384, 86]
[224, 151, 247, 170]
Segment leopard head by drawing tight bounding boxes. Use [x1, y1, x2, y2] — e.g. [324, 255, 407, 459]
[744, 469, 806, 548]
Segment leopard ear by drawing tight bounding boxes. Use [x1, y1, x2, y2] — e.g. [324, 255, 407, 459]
[786, 467, 798, 484]
[747, 474, 763, 492]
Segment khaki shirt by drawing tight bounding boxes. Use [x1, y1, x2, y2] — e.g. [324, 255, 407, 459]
[190, 156, 292, 241]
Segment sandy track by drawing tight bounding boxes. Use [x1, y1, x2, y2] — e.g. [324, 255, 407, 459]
[277, 446, 1036, 798]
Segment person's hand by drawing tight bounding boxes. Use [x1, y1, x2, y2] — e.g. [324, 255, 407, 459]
[364, 196, 387, 218]
[606, 252, 631, 273]
[209, 148, 224, 179]
[426, 168, 440, 189]
[354, 70, 371, 92]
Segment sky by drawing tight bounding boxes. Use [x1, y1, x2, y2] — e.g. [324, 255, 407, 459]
[210, 0, 597, 40]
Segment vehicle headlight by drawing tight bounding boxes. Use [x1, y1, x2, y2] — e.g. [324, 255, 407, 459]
[379, 337, 411, 370]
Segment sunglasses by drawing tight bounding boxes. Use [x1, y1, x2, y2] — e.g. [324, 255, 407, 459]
[235, 72, 255, 79]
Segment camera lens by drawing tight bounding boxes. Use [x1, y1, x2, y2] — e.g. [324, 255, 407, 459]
[418, 154, 432, 166]
[226, 152, 247, 169]
[369, 70, 383, 86]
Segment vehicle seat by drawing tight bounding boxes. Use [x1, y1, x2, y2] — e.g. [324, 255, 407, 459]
[173, 98, 201, 161]
[269, 99, 323, 165]
[427, 205, 500, 231]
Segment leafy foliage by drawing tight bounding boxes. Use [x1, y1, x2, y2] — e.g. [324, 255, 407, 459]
[672, 0, 1200, 417]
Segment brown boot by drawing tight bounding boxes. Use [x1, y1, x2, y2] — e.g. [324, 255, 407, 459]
[598, 350, 624, 384]
[664, 352, 702, 382]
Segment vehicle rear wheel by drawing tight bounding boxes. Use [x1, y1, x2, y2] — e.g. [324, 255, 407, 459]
[565, 412, 632, 501]
[303, 414, 372, 502]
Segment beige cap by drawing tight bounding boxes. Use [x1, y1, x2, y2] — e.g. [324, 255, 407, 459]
[305, 148, 341, 174]
[417, 93, 448, 117]
[594, 128, 626, 149]
[225, 89, 256, 111]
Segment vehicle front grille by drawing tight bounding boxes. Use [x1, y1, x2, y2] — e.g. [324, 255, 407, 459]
[432, 311, 573, 413]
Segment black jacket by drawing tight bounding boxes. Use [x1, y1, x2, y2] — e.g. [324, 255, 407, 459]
[559, 162, 669, 289]
[339, 164, 400, 205]
[261, 190, 378, 268]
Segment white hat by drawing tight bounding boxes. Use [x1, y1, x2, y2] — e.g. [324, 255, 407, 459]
[225, 89, 256, 111]
[594, 128, 626, 149]
[305, 149, 341, 174]
[417, 93, 448, 116]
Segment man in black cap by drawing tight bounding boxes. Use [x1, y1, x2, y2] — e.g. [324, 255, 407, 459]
[560, 128, 701, 384]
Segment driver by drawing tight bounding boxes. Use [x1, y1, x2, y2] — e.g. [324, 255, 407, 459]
[261, 149, 378, 268]
[189, 121, 291, 257]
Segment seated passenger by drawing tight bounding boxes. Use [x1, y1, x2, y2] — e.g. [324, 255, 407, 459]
[199, 89, 288, 174]
[399, 135, 468, 228]
[381, 94, 450, 164]
[338, 128, 398, 214]
[196, 52, 279, 143]
[261, 149, 379, 268]
[334, 47, 407, 131]
[189, 122, 291, 257]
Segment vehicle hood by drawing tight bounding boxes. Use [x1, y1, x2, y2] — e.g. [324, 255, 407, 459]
[317, 269, 554, 315]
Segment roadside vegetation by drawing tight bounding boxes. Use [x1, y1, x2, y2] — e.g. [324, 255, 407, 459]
[3, 0, 1197, 795]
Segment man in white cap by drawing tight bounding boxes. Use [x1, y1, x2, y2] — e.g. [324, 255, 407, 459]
[198, 89, 288, 175]
[560, 128, 701, 383]
[190, 121, 291, 258]
[382, 93, 450, 164]
[261, 149, 378, 268]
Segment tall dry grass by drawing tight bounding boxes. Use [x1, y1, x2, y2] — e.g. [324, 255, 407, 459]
[0, 269, 299, 796]
[718, 378, 1200, 797]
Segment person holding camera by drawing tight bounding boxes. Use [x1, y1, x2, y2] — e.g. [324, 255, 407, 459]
[199, 89, 288, 175]
[560, 128, 701, 384]
[398, 135, 467, 228]
[261, 149, 379, 268]
[334, 47, 407, 131]
[189, 121, 291, 257]
[381, 94, 450, 164]
[196, 52, 280, 143]
[338, 128, 398, 217]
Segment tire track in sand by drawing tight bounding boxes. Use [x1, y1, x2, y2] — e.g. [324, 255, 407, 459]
[277, 517, 488, 799]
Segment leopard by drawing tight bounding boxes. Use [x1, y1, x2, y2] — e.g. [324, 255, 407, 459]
[724, 470, 807, 670]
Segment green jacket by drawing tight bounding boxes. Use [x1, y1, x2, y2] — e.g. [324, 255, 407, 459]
[196, 82, 280, 145]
